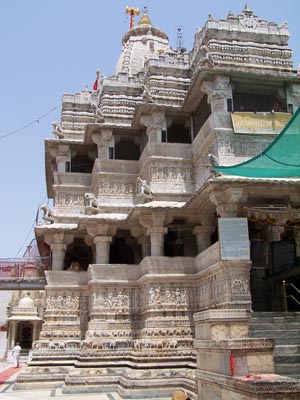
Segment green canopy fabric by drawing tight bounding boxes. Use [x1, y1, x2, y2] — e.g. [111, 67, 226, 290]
[214, 108, 300, 178]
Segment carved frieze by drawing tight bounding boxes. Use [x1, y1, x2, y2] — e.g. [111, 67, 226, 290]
[46, 294, 80, 313]
[55, 193, 85, 206]
[150, 166, 194, 182]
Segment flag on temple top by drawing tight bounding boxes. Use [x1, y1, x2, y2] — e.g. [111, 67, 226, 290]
[93, 76, 99, 91]
[93, 70, 100, 91]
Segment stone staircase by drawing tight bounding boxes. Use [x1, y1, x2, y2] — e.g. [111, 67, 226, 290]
[249, 312, 300, 379]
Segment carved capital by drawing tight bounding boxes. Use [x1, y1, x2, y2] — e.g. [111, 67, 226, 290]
[140, 110, 165, 128]
[209, 188, 247, 217]
[92, 127, 113, 146]
[44, 233, 73, 247]
[139, 212, 166, 229]
[58, 144, 70, 156]
[86, 224, 116, 237]
[201, 76, 231, 101]
[263, 225, 284, 242]
[94, 236, 112, 244]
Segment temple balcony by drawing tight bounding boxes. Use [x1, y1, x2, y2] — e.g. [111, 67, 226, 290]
[140, 142, 194, 198]
[140, 142, 192, 165]
[193, 111, 292, 190]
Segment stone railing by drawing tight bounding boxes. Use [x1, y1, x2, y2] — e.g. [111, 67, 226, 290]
[93, 159, 139, 175]
[140, 142, 192, 168]
[53, 172, 92, 186]
[103, 74, 141, 88]
[195, 242, 221, 272]
[145, 54, 190, 69]
[192, 112, 233, 157]
[62, 91, 99, 105]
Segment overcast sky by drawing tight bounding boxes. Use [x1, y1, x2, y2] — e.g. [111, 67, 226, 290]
[0, 0, 299, 258]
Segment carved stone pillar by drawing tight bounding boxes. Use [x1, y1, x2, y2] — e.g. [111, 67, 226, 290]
[44, 233, 73, 271]
[139, 213, 168, 256]
[10, 320, 17, 348]
[147, 227, 167, 256]
[32, 321, 39, 342]
[193, 224, 213, 253]
[140, 110, 165, 143]
[92, 127, 113, 159]
[94, 236, 112, 264]
[138, 236, 151, 258]
[201, 76, 232, 113]
[50, 144, 70, 172]
[51, 243, 67, 271]
[56, 156, 70, 172]
[87, 224, 116, 264]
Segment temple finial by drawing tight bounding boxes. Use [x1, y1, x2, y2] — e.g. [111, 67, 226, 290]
[125, 6, 140, 29]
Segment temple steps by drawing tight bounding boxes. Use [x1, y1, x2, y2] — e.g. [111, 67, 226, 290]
[249, 312, 300, 379]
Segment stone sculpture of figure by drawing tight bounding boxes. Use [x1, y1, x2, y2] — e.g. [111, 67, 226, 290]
[52, 121, 64, 139]
[149, 287, 155, 305]
[84, 193, 99, 208]
[137, 177, 152, 197]
[40, 204, 54, 224]
[94, 106, 105, 123]
[142, 84, 153, 103]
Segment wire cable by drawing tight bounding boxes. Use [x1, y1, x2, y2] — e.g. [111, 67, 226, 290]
[14, 220, 36, 258]
[0, 106, 58, 140]
[15, 194, 48, 258]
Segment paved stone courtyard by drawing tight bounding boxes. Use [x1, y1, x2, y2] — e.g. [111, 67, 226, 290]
[0, 362, 170, 400]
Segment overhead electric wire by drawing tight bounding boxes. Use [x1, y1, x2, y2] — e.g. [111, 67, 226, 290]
[0, 106, 58, 140]
[14, 194, 48, 258]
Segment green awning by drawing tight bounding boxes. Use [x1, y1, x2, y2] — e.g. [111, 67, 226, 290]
[214, 108, 300, 178]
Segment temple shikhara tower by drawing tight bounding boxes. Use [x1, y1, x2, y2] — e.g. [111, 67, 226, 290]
[12, 5, 300, 399]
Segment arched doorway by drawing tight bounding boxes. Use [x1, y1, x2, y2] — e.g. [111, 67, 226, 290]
[64, 238, 93, 270]
[17, 321, 33, 350]
[109, 230, 140, 264]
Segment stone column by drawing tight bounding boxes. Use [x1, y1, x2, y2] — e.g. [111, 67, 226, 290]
[32, 321, 39, 342]
[94, 236, 112, 264]
[92, 127, 113, 159]
[138, 236, 151, 258]
[45, 233, 73, 271]
[147, 227, 167, 257]
[50, 144, 70, 172]
[139, 213, 168, 257]
[201, 76, 232, 113]
[140, 110, 165, 143]
[10, 321, 17, 348]
[193, 225, 213, 253]
[56, 156, 70, 172]
[51, 243, 67, 271]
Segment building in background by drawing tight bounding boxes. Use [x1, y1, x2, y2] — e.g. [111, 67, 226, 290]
[12, 6, 300, 399]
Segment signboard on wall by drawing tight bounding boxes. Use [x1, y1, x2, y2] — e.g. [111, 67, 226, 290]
[231, 112, 292, 135]
[218, 218, 250, 260]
